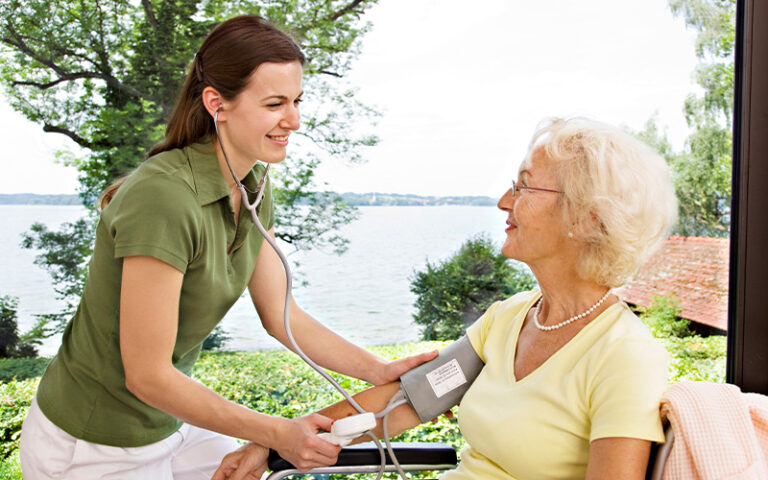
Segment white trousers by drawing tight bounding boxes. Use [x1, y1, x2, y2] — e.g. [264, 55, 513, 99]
[20, 397, 240, 480]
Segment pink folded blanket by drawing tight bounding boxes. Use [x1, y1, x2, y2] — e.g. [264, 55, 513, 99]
[660, 381, 768, 480]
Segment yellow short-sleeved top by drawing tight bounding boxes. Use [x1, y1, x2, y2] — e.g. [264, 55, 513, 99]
[36, 142, 273, 447]
[443, 290, 668, 480]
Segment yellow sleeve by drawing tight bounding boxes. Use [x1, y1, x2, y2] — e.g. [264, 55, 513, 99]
[466, 291, 539, 363]
[589, 337, 668, 442]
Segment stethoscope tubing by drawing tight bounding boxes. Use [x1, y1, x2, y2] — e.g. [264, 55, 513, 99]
[214, 110, 408, 479]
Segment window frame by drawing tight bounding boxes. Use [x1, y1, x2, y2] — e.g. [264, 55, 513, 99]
[726, 0, 768, 394]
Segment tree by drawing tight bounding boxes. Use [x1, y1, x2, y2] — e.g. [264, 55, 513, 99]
[410, 235, 537, 341]
[639, 0, 735, 237]
[0, 0, 379, 325]
[0, 295, 42, 358]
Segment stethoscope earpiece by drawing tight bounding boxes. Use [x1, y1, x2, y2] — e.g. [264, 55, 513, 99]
[212, 103, 268, 197]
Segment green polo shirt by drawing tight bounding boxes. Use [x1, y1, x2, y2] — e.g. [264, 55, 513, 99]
[36, 141, 273, 447]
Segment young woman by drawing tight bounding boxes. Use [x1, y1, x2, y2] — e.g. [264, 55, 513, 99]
[19, 15, 435, 480]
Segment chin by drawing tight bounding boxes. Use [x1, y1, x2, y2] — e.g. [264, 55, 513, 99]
[263, 157, 287, 165]
[500, 246, 517, 261]
[501, 244, 529, 264]
[255, 151, 288, 164]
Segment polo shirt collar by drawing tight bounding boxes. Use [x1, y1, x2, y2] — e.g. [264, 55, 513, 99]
[185, 141, 264, 207]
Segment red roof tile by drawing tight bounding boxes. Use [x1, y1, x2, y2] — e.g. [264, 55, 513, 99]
[615, 236, 729, 331]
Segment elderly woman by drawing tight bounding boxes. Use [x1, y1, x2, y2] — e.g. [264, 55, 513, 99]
[214, 117, 678, 480]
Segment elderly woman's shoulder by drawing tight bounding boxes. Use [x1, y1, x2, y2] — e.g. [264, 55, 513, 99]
[496, 289, 540, 312]
[472, 290, 539, 329]
[612, 304, 659, 338]
[599, 304, 668, 361]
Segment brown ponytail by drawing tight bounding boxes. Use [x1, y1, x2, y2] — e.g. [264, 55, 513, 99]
[100, 15, 305, 208]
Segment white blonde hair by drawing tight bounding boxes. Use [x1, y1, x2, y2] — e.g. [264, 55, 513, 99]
[526, 117, 678, 288]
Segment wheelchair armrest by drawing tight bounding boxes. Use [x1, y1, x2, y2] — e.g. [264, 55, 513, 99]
[267, 441, 458, 472]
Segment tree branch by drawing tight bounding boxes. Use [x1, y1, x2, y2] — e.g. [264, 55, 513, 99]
[42, 123, 110, 149]
[2, 30, 142, 99]
[141, 0, 158, 29]
[316, 69, 342, 78]
[325, 0, 367, 22]
[12, 72, 102, 90]
[2, 32, 66, 77]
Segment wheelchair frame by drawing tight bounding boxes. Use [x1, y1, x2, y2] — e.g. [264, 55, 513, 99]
[265, 426, 674, 479]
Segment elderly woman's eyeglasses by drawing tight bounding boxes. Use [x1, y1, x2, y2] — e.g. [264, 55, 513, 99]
[511, 180, 563, 196]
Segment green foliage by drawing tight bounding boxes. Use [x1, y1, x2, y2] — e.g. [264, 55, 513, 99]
[20, 219, 95, 333]
[0, 358, 50, 383]
[0, 450, 22, 480]
[640, 296, 692, 338]
[2, 0, 382, 331]
[0, 335, 724, 477]
[0, 344, 454, 477]
[0, 298, 20, 359]
[410, 235, 536, 341]
[663, 334, 727, 383]
[193, 343, 448, 417]
[0, 296, 44, 359]
[0, 378, 38, 461]
[201, 325, 231, 351]
[196, 342, 462, 480]
[636, 0, 736, 237]
[639, 295, 726, 383]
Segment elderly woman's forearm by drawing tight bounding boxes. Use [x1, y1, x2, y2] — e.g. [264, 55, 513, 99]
[317, 382, 423, 441]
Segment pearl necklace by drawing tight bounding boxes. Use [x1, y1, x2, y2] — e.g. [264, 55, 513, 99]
[533, 290, 612, 331]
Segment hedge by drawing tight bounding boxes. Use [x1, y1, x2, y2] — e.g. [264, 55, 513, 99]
[0, 332, 725, 479]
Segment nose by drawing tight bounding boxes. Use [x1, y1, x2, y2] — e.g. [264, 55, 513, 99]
[497, 187, 515, 211]
[281, 103, 301, 131]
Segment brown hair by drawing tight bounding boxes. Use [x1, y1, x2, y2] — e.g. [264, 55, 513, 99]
[100, 15, 305, 209]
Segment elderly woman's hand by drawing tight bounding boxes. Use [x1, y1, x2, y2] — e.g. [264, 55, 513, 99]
[211, 442, 269, 480]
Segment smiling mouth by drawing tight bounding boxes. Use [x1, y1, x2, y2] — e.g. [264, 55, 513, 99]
[268, 135, 288, 141]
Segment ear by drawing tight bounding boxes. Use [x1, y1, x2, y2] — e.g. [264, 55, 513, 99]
[572, 211, 604, 238]
[202, 86, 225, 119]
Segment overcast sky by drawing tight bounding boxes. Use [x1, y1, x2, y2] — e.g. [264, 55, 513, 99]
[0, 0, 698, 197]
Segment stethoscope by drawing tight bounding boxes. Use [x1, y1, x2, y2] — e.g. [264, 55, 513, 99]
[213, 106, 411, 479]
[212, 105, 369, 409]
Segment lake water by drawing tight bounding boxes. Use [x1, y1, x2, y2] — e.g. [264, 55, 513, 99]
[0, 204, 507, 355]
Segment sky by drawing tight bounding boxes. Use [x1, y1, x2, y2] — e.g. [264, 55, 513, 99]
[0, 0, 699, 197]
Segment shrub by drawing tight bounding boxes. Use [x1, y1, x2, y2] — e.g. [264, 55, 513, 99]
[640, 296, 693, 338]
[639, 295, 726, 383]
[0, 358, 50, 383]
[0, 450, 22, 479]
[193, 343, 463, 480]
[193, 343, 453, 418]
[0, 296, 41, 359]
[410, 235, 536, 340]
[0, 378, 38, 460]
[663, 334, 727, 383]
[0, 335, 726, 477]
[202, 325, 231, 351]
[0, 297, 21, 359]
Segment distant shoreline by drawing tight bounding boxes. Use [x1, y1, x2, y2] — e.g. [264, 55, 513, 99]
[0, 193, 82, 205]
[0, 192, 497, 207]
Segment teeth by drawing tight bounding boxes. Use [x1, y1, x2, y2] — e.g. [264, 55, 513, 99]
[270, 135, 288, 141]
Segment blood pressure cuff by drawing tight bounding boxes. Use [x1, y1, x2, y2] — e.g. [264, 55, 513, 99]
[399, 335, 484, 423]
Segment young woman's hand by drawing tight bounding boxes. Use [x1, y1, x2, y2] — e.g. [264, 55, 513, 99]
[272, 413, 341, 472]
[369, 350, 439, 385]
[211, 442, 269, 480]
